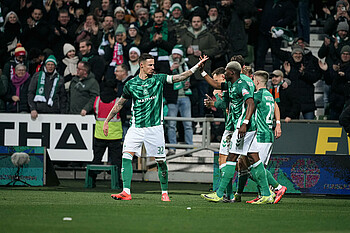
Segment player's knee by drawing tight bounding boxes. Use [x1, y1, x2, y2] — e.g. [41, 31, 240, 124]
[122, 152, 133, 160]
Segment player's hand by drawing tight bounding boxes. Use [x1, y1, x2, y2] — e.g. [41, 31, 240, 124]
[275, 124, 282, 139]
[238, 123, 247, 139]
[204, 94, 214, 108]
[198, 55, 209, 69]
[103, 121, 109, 136]
[285, 117, 291, 123]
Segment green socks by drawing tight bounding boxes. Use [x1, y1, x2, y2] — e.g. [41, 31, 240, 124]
[122, 157, 133, 190]
[157, 161, 168, 191]
[250, 161, 270, 196]
[216, 162, 236, 198]
[266, 169, 279, 189]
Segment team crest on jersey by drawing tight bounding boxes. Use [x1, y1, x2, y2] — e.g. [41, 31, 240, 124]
[143, 88, 149, 96]
[242, 88, 249, 96]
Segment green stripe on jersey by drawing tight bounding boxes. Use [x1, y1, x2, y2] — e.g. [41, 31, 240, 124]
[122, 74, 168, 128]
[254, 88, 275, 143]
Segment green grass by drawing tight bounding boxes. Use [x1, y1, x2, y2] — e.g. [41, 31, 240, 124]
[1, 180, 350, 233]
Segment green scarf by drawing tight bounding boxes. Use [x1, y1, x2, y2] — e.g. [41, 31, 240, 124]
[82, 55, 94, 62]
[34, 70, 60, 106]
[149, 21, 169, 57]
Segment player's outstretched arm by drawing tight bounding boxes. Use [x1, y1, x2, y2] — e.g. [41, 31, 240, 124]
[198, 56, 221, 90]
[274, 101, 282, 139]
[103, 97, 127, 136]
[172, 55, 209, 83]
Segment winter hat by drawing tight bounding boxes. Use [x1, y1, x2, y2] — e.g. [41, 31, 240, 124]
[336, 0, 348, 8]
[337, 21, 349, 32]
[128, 23, 139, 33]
[271, 70, 284, 78]
[15, 43, 26, 57]
[63, 43, 75, 56]
[341, 45, 350, 54]
[115, 24, 126, 35]
[170, 3, 182, 12]
[114, 6, 125, 15]
[172, 44, 184, 56]
[291, 46, 304, 55]
[129, 47, 141, 56]
[45, 55, 57, 66]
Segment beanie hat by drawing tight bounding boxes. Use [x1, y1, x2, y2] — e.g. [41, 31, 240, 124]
[172, 44, 184, 56]
[45, 55, 57, 66]
[114, 6, 125, 15]
[129, 47, 141, 56]
[336, 0, 348, 8]
[15, 43, 26, 57]
[337, 21, 349, 32]
[128, 23, 139, 33]
[291, 46, 304, 55]
[63, 43, 75, 56]
[115, 24, 126, 35]
[170, 3, 182, 12]
[341, 45, 350, 54]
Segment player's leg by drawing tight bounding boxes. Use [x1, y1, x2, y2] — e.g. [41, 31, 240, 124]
[234, 155, 251, 202]
[144, 125, 170, 201]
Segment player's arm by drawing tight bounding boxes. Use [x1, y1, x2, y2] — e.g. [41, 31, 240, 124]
[103, 97, 128, 136]
[274, 102, 282, 139]
[172, 55, 209, 83]
[238, 98, 255, 138]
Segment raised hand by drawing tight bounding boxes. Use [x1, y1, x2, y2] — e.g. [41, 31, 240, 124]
[318, 60, 328, 71]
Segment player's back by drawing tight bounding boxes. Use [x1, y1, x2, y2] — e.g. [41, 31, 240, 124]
[123, 74, 167, 128]
[254, 88, 275, 143]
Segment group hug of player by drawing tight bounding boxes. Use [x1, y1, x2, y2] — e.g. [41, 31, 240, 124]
[103, 53, 286, 203]
[199, 55, 287, 204]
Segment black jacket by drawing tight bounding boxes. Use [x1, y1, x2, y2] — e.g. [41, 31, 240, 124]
[80, 51, 106, 84]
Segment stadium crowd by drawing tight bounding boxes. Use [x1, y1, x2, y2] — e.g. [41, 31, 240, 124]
[1, 0, 350, 140]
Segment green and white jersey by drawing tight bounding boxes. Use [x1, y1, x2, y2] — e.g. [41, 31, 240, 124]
[222, 77, 256, 131]
[240, 73, 255, 93]
[122, 73, 171, 128]
[254, 88, 275, 143]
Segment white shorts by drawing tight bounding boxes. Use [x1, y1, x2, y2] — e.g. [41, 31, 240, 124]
[257, 143, 273, 165]
[123, 125, 165, 157]
[219, 130, 233, 155]
[229, 130, 258, 156]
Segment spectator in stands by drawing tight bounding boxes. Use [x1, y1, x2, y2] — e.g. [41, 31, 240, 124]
[5, 64, 31, 113]
[114, 6, 130, 28]
[96, 15, 115, 59]
[51, 9, 78, 60]
[28, 55, 67, 119]
[91, 79, 123, 188]
[130, 0, 144, 21]
[139, 9, 176, 73]
[3, 44, 28, 82]
[166, 45, 193, 156]
[104, 24, 128, 81]
[205, 5, 229, 70]
[79, 39, 106, 84]
[75, 13, 100, 45]
[68, 61, 99, 115]
[27, 48, 45, 76]
[272, 45, 320, 119]
[127, 47, 140, 76]
[184, 0, 207, 21]
[57, 43, 79, 90]
[324, 0, 350, 36]
[100, 0, 114, 18]
[220, 0, 255, 60]
[114, 64, 132, 138]
[180, 15, 218, 119]
[160, 0, 172, 19]
[0, 11, 22, 67]
[0, 73, 7, 112]
[320, 45, 350, 120]
[255, 0, 296, 71]
[168, 3, 189, 44]
[125, 23, 142, 53]
[332, 22, 350, 60]
[21, 7, 52, 51]
[135, 8, 153, 36]
[267, 70, 300, 122]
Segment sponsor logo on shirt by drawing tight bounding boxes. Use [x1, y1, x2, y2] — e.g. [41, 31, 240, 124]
[138, 95, 156, 103]
[242, 88, 249, 96]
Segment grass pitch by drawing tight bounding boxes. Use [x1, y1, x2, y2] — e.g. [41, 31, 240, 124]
[1, 180, 350, 233]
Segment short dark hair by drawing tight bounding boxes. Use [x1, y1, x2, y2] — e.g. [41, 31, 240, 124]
[116, 64, 129, 72]
[79, 61, 91, 74]
[139, 53, 154, 64]
[58, 9, 69, 16]
[230, 55, 245, 67]
[191, 14, 203, 22]
[212, 67, 225, 76]
[80, 39, 92, 47]
[154, 8, 164, 16]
